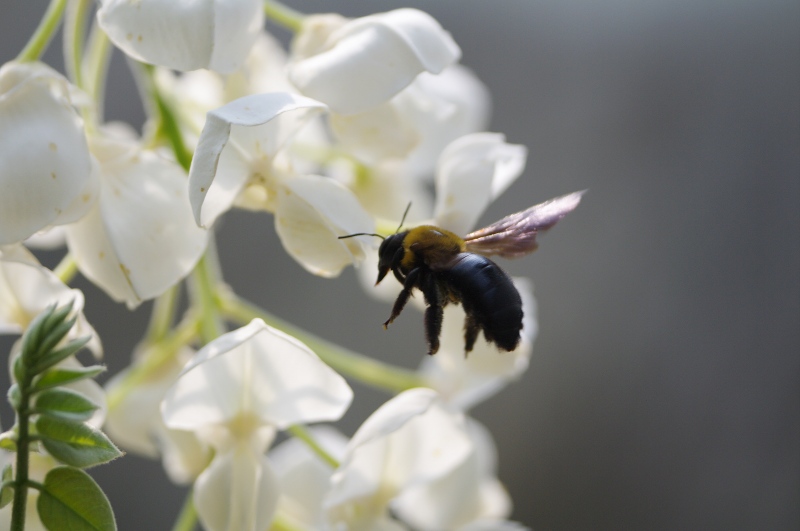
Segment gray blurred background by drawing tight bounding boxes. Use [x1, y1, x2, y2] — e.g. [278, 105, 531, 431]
[2, 0, 798, 529]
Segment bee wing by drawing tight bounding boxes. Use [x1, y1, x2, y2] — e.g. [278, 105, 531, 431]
[464, 190, 585, 258]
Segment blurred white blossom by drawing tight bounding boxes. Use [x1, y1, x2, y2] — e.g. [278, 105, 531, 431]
[0, 244, 101, 356]
[0, 62, 97, 246]
[289, 8, 461, 115]
[64, 132, 207, 308]
[97, 0, 264, 73]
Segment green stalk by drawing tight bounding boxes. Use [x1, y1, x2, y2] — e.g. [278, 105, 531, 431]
[63, 0, 92, 88]
[170, 488, 198, 531]
[264, 0, 305, 32]
[145, 284, 180, 343]
[189, 253, 226, 344]
[17, 0, 68, 62]
[287, 425, 339, 468]
[9, 383, 31, 531]
[53, 253, 78, 285]
[83, 20, 112, 125]
[140, 63, 193, 172]
[219, 294, 425, 394]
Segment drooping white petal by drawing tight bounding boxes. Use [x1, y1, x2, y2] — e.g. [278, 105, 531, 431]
[275, 175, 375, 277]
[188, 93, 327, 228]
[392, 419, 512, 530]
[461, 520, 530, 531]
[420, 277, 536, 410]
[269, 426, 348, 529]
[65, 136, 208, 308]
[193, 443, 279, 531]
[162, 319, 352, 431]
[325, 389, 472, 530]
[97, 0, 264, 73]
[0, 245, 101, 356]
[434, 133, 527, 235]
[0, 62, 96, 245]
[24, 226, 67, 250]
[289, 8, 461, 115]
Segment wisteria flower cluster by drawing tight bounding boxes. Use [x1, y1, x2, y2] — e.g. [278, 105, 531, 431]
[0, 1, 578, 530]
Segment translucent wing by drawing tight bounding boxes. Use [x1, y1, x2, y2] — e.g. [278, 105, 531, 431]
[464, 190, 585, 258]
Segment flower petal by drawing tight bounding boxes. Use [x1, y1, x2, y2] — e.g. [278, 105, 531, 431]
[275, 175, 375, 277]
[434, 133, 527, 235]
[194, 444, 279, 531]
[289, 8, 461, 114]
[326, 389, 472, 529]
[0, 62, 96, 245]
[97, 0, 264, 73]
[65, 137, 208, 308]
[162, 319, 352, 431]
[269, 426, 348, 529]
[188, 93, 326, 228]
[0, 245, 101, 356]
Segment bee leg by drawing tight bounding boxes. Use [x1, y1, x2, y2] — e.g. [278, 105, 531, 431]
[463, 313, 480, 356]
[420, 275, 443, 355]
[383, 268, 420, 329]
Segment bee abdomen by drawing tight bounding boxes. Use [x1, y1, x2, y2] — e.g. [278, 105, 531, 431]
[442, 253, 523, 351]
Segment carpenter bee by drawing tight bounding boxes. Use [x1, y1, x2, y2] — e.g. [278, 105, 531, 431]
[340, 191, 584, 355]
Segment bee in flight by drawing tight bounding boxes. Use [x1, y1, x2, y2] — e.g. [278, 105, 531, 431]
[340, 191, 584, 356]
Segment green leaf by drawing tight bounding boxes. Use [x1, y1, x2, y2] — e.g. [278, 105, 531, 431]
[12, 354, 26, 385]
[0, 464, 13, 509]
[36, 315, 77, 360]
[35, 388, 99, 422]
[30, 335, 91, 376]
[0, 430, 16, 451]
[33, 365, 106, 392]
[37, 467, 116, 531]
[7, 383, 21, 410]
[35, 416, 122, 468]
[20, 303, 55, 366]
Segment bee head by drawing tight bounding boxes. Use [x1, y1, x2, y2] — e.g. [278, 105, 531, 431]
[376, 232, 407, 285]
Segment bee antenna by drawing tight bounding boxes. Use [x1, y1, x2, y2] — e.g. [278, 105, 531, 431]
[338, 232, 386, 241]
[395, 202, 412, 233]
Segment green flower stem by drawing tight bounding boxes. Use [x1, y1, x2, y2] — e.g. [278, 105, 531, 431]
[10, 390, 30, 531]
[63, 0, 92, 88]
[16, 0, 68, 62]
[83, 21, 112, 125]
[106, 316, 199, 411]
[145, 284, 180, 343]
[141, 63, 193, 172]
[218, 293, 425, 394]
[270, 514, 306, 531]
[190, 254, 226, 345]
[170, 488, 198, 531]
[54, 253, 78, 285]
[287, 424, 339, 469]
[264, 0, 305, 32]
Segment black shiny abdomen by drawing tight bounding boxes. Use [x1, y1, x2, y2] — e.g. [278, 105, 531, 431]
[440, 253, 523, 351]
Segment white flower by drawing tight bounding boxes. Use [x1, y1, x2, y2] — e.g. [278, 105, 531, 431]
[64, 133, 208, 308]
[0, 244, 101, 356]
[330, 65, 491, 173]
[434, 132, 528, 236]
[97, 0, 264, 73]
[162, 319, 352, 531]
[0, 62, 97, 245]
[188, 92, 375, 277]
[420, 278, 537, 410]
[324, 388, 473, 530]
[268, 426, 348, 530]
[104, 347, 210, 484]
[153, 31, 296, 147]
[0, 451, 55, 531]
[289, 8, 461, 115]
[392, 419, 516, 530]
